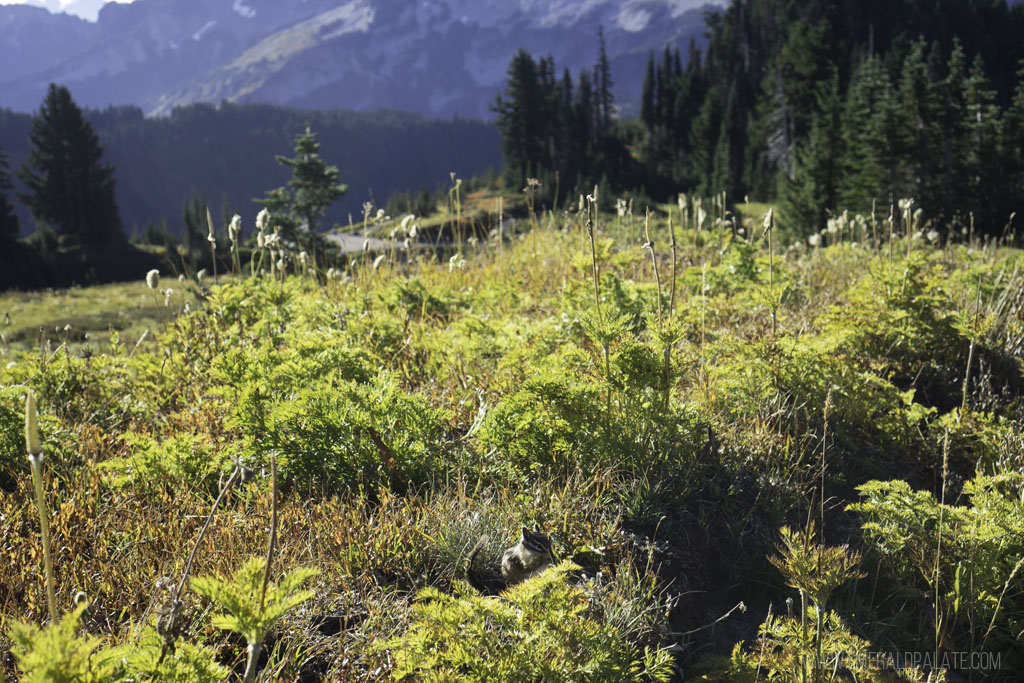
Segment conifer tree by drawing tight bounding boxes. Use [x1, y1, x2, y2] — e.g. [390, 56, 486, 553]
[783, 71, 843, 233]
[595, 25, 614, 133]
[18, 84, 122, 244]
[493, 49, 544, 184]
[257, 125, 347, 248]
[0, 145, 19, 244]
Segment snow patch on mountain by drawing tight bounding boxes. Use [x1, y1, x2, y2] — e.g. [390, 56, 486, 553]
[192, 19, 215, 41]
[232, 0, 255, 20]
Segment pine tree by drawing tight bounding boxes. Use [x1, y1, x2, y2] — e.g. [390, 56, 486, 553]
[898, 39, 942, 219]
[937, 41, 971, 223]
[18, 84, 122, 244]
[641, 52, 656, 138]
[257, 125, 347, 247]
[962, 54, 1004, 230]
[492, 49, 544, 184]
[783, 70, 843, 234]
[595, 25, 614, 133]
[1004, 60, 1024, 219]
[0, 145, 20, 244]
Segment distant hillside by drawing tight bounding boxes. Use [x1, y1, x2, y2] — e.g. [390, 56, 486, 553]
[0, 0, 725, 118]
[0, 101, 501, 236]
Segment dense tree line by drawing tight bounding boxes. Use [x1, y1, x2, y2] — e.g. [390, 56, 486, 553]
[0, 100, 500, 239]
[494, 0, 1024, 234]
[492, 29, 633, 208]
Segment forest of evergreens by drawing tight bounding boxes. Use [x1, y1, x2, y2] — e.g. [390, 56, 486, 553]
[493, 0, 1024, 235]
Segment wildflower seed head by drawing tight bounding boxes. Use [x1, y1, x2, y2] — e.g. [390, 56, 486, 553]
[809, 233, 821, 247]
[401, 214, 415, 232]
[178, 274, 185, 282]
[25, 389, 42, 456]
[299, 251, 309, 266]
[164, 288, 174, 306]
[146, 269, 160, 290]
[196, 268, 206, 285]
[373, 254, 386, 270]
[256, 208, 269, 232]
[74, 591, 88, 608]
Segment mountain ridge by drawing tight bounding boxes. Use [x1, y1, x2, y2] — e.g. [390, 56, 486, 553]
[0, 0, 725, 118]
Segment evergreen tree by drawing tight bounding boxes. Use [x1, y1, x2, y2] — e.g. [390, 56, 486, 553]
[492, 49, 544, 184]
[595, 25, 614, 133]
[962, 54, 1003, 229]
[18, 84, 122, 244]
[898, 39, 942, 218]
[257, 125, 347, 247]
[1004, 60, 1024, 219]
[641, 52, 656, 138]
[783, 70, 843, 233]
[0, 145, 19, 244]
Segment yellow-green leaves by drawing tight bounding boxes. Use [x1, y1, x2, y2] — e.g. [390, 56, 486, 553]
[8, 603, 118, 683]
[192, 557, 317, 647]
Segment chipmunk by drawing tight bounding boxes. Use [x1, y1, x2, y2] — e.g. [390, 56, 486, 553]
[464, 527, 556, 593]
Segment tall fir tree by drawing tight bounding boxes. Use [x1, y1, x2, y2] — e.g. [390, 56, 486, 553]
[492, 49, 545, 185]
[0, 145, 19, 244]
[782, 70, 843, 234]
[595, 25, 614, 134]
[18, 84, 122, 244]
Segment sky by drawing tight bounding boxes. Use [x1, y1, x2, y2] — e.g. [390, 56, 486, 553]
[0, 0, 136, 22]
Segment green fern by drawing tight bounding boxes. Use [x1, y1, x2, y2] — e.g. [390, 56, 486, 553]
[8, 604, 118, 683]
[191, 557, 317, 648]
[382, 561, 672, 682]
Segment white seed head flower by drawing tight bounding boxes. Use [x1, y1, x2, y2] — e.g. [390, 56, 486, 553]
[256, 208, 269, 232]
[276, 258, 286, 272]
[178, 274, 185, 282]
[401, 214, 415, 232]
[299, 251, 309, 265]
[25, 389, 41, 456]
[257, 233, 265, 249]
[616, 198, 627, 217]
[808, 233, 821, 247]
[926, 229, 940, 243]
[327, 267, 336, 279]
[448, 253, 466, 271]
[372, 254, 386, 270]
[362, 239, 370, 253]
[164, 288, 174, 306]
[375, 209, 386, 221]
[146, 269, 160, 290]
[229, 214, 242, 239]
[696, 207, 707, 230]
[196, 268, 206, 285]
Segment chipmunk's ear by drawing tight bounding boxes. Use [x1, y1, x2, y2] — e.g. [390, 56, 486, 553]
[521, 526, 530, 539]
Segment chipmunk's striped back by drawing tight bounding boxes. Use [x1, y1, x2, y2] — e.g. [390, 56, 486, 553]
[501, 527, 554, 586]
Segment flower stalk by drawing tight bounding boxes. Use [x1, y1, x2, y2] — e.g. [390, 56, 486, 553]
[26, 390, 57, 622]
